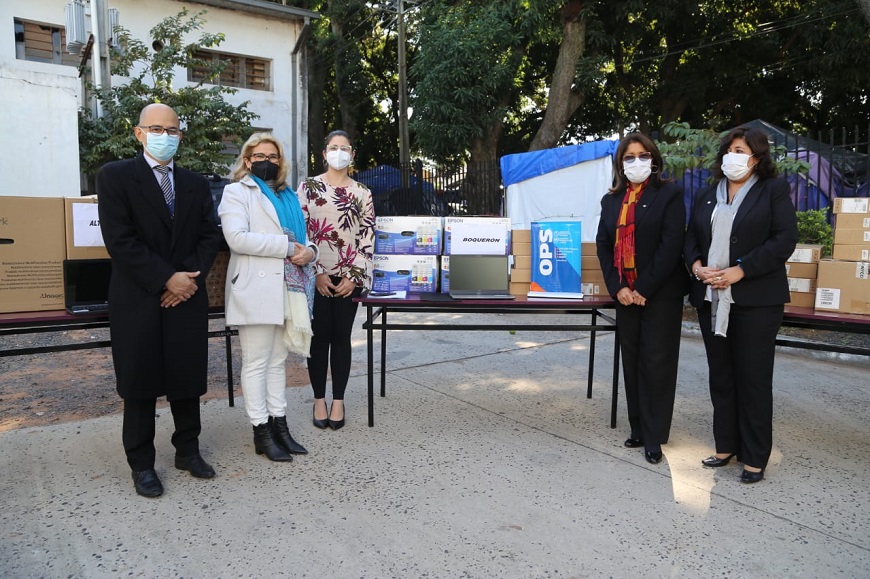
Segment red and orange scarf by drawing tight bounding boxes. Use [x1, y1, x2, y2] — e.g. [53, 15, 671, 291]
[613, 181, 647, 289]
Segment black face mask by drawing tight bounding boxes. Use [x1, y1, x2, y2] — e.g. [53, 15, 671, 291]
[250, 160, 279, 181]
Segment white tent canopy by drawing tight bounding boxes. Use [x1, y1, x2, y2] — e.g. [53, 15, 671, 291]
[501, 140, 618, 241]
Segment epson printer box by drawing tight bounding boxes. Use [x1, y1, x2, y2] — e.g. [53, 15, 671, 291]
[374, 216, 442, 255]
[440, 255, 450, 293]
[372, 254, 439, 293]
[443, 216, 511, 255]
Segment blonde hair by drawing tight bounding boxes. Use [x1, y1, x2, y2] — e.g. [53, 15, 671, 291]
[231, 132, 289, 185]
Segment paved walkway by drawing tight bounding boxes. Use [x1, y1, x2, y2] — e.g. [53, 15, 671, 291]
[1, 312, 868, 578]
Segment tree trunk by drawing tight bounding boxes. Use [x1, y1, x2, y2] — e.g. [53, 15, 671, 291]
[529, 0, 587, 151]
[307, 49, 327, 175]
[466, 122, 504, 215]
[331, 19, 359, 142]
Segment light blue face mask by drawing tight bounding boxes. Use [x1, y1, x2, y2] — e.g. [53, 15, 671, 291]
[144, 132, 180, 162]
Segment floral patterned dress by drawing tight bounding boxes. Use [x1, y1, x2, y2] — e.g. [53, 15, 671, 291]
[297, 175, 375, 289]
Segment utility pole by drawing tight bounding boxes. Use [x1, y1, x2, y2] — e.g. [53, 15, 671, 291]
[377, 0, 420, 188]
[397, 0, 410, 187]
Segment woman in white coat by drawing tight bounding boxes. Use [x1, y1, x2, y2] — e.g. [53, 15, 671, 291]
[219, 133, 317, 462]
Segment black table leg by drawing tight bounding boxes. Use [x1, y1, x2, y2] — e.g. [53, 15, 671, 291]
[367, 306, 375, 427]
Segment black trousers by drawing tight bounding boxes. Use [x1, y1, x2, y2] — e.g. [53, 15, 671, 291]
[697, 302, 783, 470]
[615, 298, 683, 445]
[308, 279, 362, 401]
[122, 397, 201, 471]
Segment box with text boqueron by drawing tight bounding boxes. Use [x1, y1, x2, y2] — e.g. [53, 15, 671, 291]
[0, 196, 67, 313]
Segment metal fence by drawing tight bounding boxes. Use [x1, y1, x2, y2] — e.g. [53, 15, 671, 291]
[361, 125, 869, 219]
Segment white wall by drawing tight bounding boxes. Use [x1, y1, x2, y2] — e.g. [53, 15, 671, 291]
[0, 0, 310, 197]
[0, 1, 82, 197]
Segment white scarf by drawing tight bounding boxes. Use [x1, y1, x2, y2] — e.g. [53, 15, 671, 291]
[707, 174, 758, 336]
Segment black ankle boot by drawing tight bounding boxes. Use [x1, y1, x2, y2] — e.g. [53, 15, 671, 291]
[269, 416, 308, 455]
[253, 423, 293, 462]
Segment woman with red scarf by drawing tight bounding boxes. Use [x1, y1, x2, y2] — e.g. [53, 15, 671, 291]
[596, 133, 689, 464]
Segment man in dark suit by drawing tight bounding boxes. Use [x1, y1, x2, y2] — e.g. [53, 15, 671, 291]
[97, 103, 222, 498]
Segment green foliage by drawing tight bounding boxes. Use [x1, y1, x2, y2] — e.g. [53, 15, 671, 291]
[796, 209, 833, 257]
[657, 121, 811, 182]
[78, 9, 258, 178]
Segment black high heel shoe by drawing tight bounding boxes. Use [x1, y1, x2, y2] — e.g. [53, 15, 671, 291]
[701, 452, 736, 467]
[740, 468, 764, 484]
[328, 402, 345, 430]
[312, 401, 329, 429]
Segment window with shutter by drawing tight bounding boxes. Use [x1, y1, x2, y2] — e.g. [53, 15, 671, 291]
[186, 49, 270, 92]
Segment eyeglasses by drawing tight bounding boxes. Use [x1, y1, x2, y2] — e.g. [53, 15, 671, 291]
[326, 145, 353, 153]
[137, 125, 181, 137]
[249, 153, 281, 162]
[623, 152, 653, 164]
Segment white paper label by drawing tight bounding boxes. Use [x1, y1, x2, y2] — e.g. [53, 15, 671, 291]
[839, 198, 870, 213]
[72, 203, 106, 247]
[814, 287, 840, 309]
[788, 247, 817, 263]
[855, 262, 870, 280]
[787, 278, 814, 293]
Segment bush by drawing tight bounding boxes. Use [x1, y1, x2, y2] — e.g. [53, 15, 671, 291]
[796, 209, 833, 256]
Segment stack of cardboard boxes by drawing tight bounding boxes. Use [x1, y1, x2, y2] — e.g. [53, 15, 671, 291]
[508, 230, 605, 297]
[815, 198, 870, 315]
[785, 243, 822, 308]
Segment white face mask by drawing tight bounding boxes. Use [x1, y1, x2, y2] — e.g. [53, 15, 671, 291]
[721, 152, 754, 181]
[623, 159, 652, 184]
[326, 149, 352, 170]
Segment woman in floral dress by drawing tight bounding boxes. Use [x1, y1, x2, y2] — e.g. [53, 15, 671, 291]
[298, 130, 375, 430]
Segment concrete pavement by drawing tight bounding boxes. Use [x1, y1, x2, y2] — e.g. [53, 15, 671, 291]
[1, 311, 868, 578]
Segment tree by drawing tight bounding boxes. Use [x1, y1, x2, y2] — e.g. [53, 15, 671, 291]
[78, 10, 258, 180]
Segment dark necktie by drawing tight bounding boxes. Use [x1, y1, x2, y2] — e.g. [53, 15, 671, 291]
[155, 165, 175, 217]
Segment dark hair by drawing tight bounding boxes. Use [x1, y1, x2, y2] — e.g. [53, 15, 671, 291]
[712, 127, 777, 180]
[608, 132, 671, 193]
[323, 130, 352, 150]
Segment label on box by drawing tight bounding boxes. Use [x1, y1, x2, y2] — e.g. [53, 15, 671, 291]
[834, 197, 870, 214]
[444, 217, 511, 255]
[72, 203, 105, 247]
[815, 287, 840, 309]
[581, 282, 603, 295]
[787, 277, 816, 293]
[788, 245, 821, 263]
[855, 262, 870, 280]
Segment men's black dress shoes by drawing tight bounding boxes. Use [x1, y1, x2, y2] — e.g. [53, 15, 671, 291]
[132, 469, 163, 498]
[624, 437, 644, 448]
[644, 450, 663, 464]
[175, 454, 216, 479]
[702, 453, 736, 467]
[740, 469, 764, 484]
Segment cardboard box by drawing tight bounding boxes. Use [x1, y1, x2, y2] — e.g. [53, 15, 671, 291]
[833, 228, 870, 245]
[509, 281, 530, 296]
[788, 244, 823, 264]
[511, 267, 531, 283]
[374, 216, 442, 255]
[582, 242, 598, 256]
[0, 196, 66, 313]
[785, 262, 818, 278]
[581, 268, 605, 283]
[814, 259, 870, 314]
[512, 241, 531, 257]
[511, 254, 531, 270]
[832, 244, 870, 262]
[834, 214, 870, 230]
[833, 197, 870, 214]
[787, 291, 816, 308]
[581, 256, 601, 271]
[787, 277, 817, 293]
[511, 229, 531, 243]
[64, 196, 110, 260]
[372, 254, 438, 293]
[443, 216, 511, 255]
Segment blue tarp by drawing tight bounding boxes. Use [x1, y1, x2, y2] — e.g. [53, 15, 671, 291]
[353, 165, 435, 196]
[499, 139, 619, 188]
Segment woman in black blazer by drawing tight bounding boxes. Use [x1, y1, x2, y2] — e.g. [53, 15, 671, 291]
[684, 127, 798, 483]
[597, 133, 689, 465]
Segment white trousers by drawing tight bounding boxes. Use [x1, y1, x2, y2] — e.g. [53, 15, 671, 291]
[238, 324, 288, 426]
